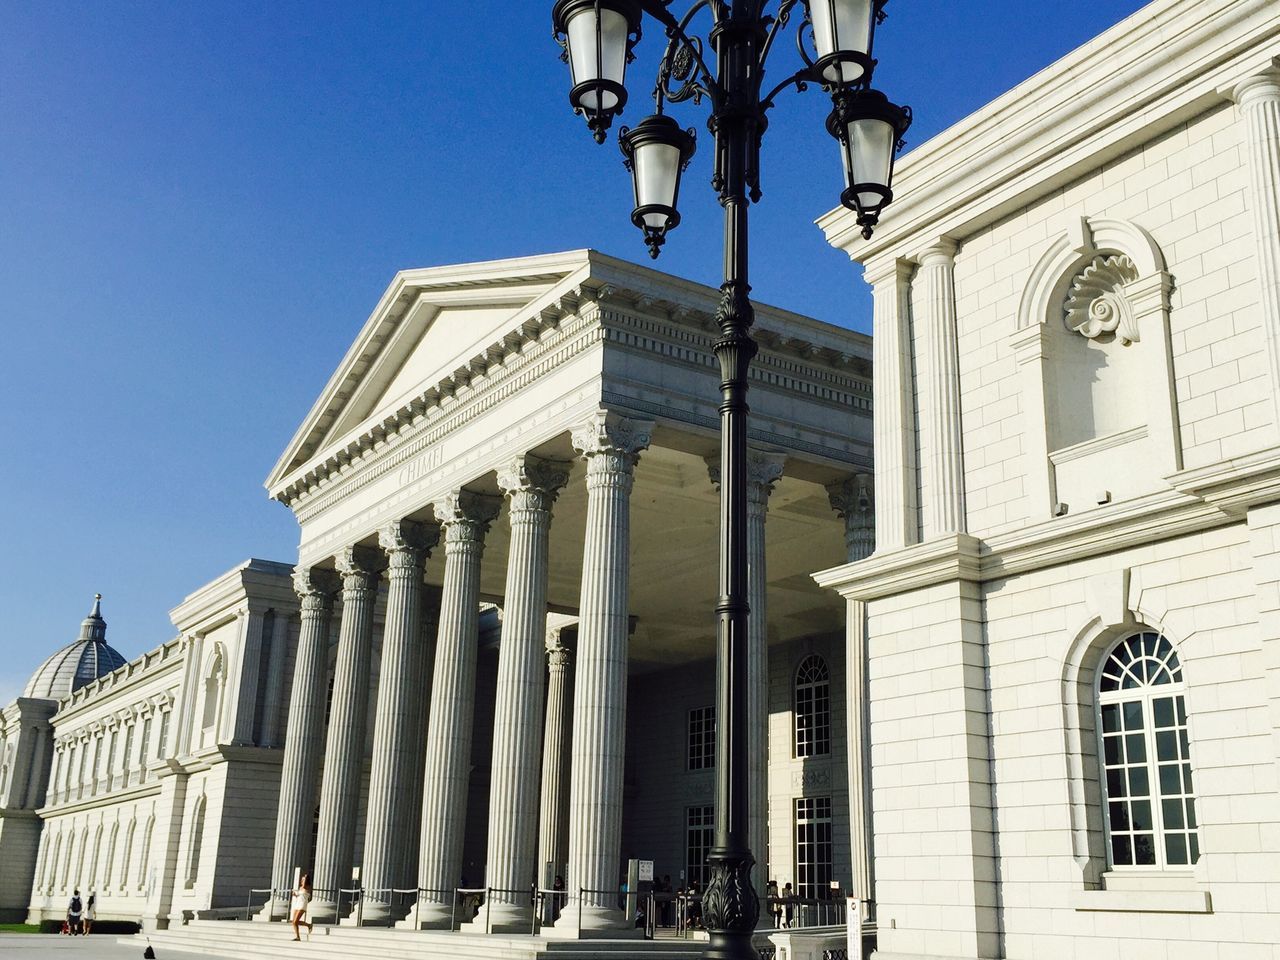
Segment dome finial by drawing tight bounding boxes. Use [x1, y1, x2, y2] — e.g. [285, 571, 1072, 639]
[91, 593, 102, 617]
[78, 594, 107, 643]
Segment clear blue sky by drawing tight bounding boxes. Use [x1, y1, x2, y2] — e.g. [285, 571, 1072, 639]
[0, 1, 1151, 702]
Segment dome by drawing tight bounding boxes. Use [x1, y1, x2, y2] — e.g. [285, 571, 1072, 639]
[23, 595, 129, 700]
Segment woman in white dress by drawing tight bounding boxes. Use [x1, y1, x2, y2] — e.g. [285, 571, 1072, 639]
[83, 893, 96, 934]
[290, 873, 313, 941]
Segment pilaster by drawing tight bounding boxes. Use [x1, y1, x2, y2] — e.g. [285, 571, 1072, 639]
[864, 257, 918, 551]
[915, 239, 966, 539]
[1232, 67, 1280, 437]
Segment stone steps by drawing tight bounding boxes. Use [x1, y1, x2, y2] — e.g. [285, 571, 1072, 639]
[124, 920, 709, 960]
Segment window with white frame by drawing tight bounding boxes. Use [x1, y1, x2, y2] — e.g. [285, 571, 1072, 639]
[688, 706, 716, 770]
[794, 655, 831, 758]
[685, 804, 714, 889]
[1097, 631, 1199, 869]
[794, 796, 833, 900]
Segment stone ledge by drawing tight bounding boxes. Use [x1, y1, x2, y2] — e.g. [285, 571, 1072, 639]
[1070, 888, 1212, 914]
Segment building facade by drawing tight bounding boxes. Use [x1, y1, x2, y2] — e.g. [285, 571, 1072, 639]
[815, 0, 1280, 957]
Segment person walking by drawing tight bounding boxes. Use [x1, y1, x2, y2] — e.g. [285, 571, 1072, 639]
[82, 892, 96, 934]
[782, 882, 795, 928]
[290, 872, 313, 941]
[766, 879, 782, 928]
[66, 889, 83, 936]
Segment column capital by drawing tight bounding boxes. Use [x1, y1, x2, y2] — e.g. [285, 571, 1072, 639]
[433, 490, 502, 544]
[915, 236, 960, 267]
[497, 455, 572, 511]
[1231, 63, 1280, 109]
[862, 255, 915, 290]
[827, 473, 876, 562]
[378, 519, 440, 568]
[706, 449, 787, 507]
[571, 410, 654, 462]
[335, 545, 382, 584]
[292, 567, 338, 608]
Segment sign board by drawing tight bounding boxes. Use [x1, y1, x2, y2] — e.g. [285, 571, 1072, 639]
[847, 898, 863, 960]
[638, 860, 654, 882]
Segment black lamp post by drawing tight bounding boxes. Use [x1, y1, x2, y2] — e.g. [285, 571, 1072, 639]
[551, 4, 909, 958]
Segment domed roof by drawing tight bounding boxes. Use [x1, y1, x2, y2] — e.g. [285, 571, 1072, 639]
[23, 595, 129, 700]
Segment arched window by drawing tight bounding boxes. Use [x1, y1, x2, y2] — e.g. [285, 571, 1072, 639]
[47, 832, 62, 891]
[1097, 631, 1199, 869]
[103, 823, 119, 889]
[60, 827, 75, 889]
[794, 655, 831, 758]
[202, 653, 224, 747]
[88, 824, 103, 888]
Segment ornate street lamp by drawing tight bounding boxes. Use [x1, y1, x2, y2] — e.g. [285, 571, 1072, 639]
[552, 4, 909, 959]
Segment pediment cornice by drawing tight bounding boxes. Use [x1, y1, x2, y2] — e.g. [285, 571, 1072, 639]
[274, 258, 871, 514]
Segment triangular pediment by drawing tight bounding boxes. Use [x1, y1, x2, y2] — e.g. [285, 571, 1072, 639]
[266, 250, 595, 491]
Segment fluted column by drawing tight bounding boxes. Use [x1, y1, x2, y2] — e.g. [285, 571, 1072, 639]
[537, 626, 575, 924]
[312, 547, 380, 920]
[401, 583, 443, 888]
[865, 258, 917, 551]
[469, 457, 571, 933]
[708, 448, 785, 918]
[260, 610, 289, 749]
[265, 568, 336, 909]
[360, 521, 439, 923]
[551, 412, 652, 937]
[408, 491, 501, 928]
[1233, 69, 1280, 433]
[828, 475, 876, 915]
[231, 608, 269, 745]
[916, 240, 966, 539]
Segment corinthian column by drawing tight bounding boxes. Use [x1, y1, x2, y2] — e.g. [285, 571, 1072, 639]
[708, 448, 785, 917]
[538, 626, 575, 924]
[916, 240, 966, 539]
[469, 457, 570, 933]
[360, 520, 439, 923]
[1232, 69, 1280, 433]
[828, 475, 876, 916]
[311, 547, 380, 920]
[551, 411, 652, 937]
[408, 491, 501, 928]
[264, 568, 336, 915]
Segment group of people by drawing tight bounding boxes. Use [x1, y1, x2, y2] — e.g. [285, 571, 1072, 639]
[62, 889, 95, 935]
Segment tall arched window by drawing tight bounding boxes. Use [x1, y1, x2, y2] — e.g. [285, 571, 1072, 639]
[186, 795, 207, 888]
[47, 832, 62, 891]
[103, 823, 119, 889]
[1097, 631, 1199, 869]
[138, 816, 155, 890]
[88, 824, 103, 888]
[795, 655, 831, 758]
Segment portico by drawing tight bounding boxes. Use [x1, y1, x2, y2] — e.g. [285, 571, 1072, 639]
[263, 250, 872, 937]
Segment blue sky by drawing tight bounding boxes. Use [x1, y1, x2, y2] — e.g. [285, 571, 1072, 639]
[0, 1, 1151, 702]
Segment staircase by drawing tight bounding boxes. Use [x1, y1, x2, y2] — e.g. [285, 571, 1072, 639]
[122, 919, 711, 960]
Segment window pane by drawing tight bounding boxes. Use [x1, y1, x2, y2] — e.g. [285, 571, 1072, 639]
[1123, 701, 1144, 730]
[1155, 730, 1177, 761]
[1153, 697, 1174, 728]
[1189, 834, 1200, 863]
[1106, 768, 1126, 798]
[1111, 835, 1132, 866]
[1131, 800, 1152, 831]
[1165, 834, 1187, 865]
[1134, 834, 1156, 865]
[1162, 798, 1184, 830]
[1101, 704, 1120, 733]
[1186, 798, 1197, 830]
[1125, 734, 1146, 763]
[1104, 736, 1122, 766]
[1109, 802, 1130, 830]
[1159, 763, 1180, 795]
[1128, 767, 1150, 798]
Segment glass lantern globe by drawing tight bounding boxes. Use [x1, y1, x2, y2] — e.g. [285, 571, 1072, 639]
[553, 0, 643, 143]
[619, 114, 697, 258]
[826, 87, 911, 239]
[805, 0, 887, 87]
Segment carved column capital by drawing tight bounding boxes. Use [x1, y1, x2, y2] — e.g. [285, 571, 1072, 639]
[378, 519, 439, 570]
[570, 411, 654, 485]
[498, 455, 572, 516]
[916, 236, 959, 267]
[707, 448, 786, 509]
[335, 545, 381, 597]
[433, 490, 502, 549]
[292, 567, 337, 612]
[1232, 68, 1280, 110]
[828, 473, 876, 563]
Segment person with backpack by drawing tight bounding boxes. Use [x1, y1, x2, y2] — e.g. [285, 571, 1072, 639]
[66, 889, 83, 935]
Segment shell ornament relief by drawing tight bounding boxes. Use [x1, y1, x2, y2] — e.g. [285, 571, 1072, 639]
[1064, 253, 1141, 345]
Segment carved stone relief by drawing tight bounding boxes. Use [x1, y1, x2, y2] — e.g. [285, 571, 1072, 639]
[1063, 254, 1141, 344]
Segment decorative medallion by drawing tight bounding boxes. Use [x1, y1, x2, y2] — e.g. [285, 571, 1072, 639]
[1064, 254, 1141, 344]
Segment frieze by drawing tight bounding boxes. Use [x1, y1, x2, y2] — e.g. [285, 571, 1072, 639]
[791, 764, 833, 790]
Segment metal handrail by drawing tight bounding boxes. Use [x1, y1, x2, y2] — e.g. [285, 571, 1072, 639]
[532, 887, 569, 934]
[573, 887, 654, 939]
[763, 895, 848, 930]
[244, 886, 289, 922]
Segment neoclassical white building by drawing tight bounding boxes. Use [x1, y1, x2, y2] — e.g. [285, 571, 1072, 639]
[815, 0, 1280, 957]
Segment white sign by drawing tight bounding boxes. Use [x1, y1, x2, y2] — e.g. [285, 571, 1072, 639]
[638, 860, 654, 882]
[847, 898, 863, 960]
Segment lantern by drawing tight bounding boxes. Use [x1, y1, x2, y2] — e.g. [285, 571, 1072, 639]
[827, 87, 911, 239]
[553, 0, 643, 143]
[619, 114, 697, 258]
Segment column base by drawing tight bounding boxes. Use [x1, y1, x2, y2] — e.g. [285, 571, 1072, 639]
[347, 898, 408, 926]
[306, 899, 345, 925]
[461, 899, 536, 935]
[393, 900, 454, 930]
[545, 903, 644, 939]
